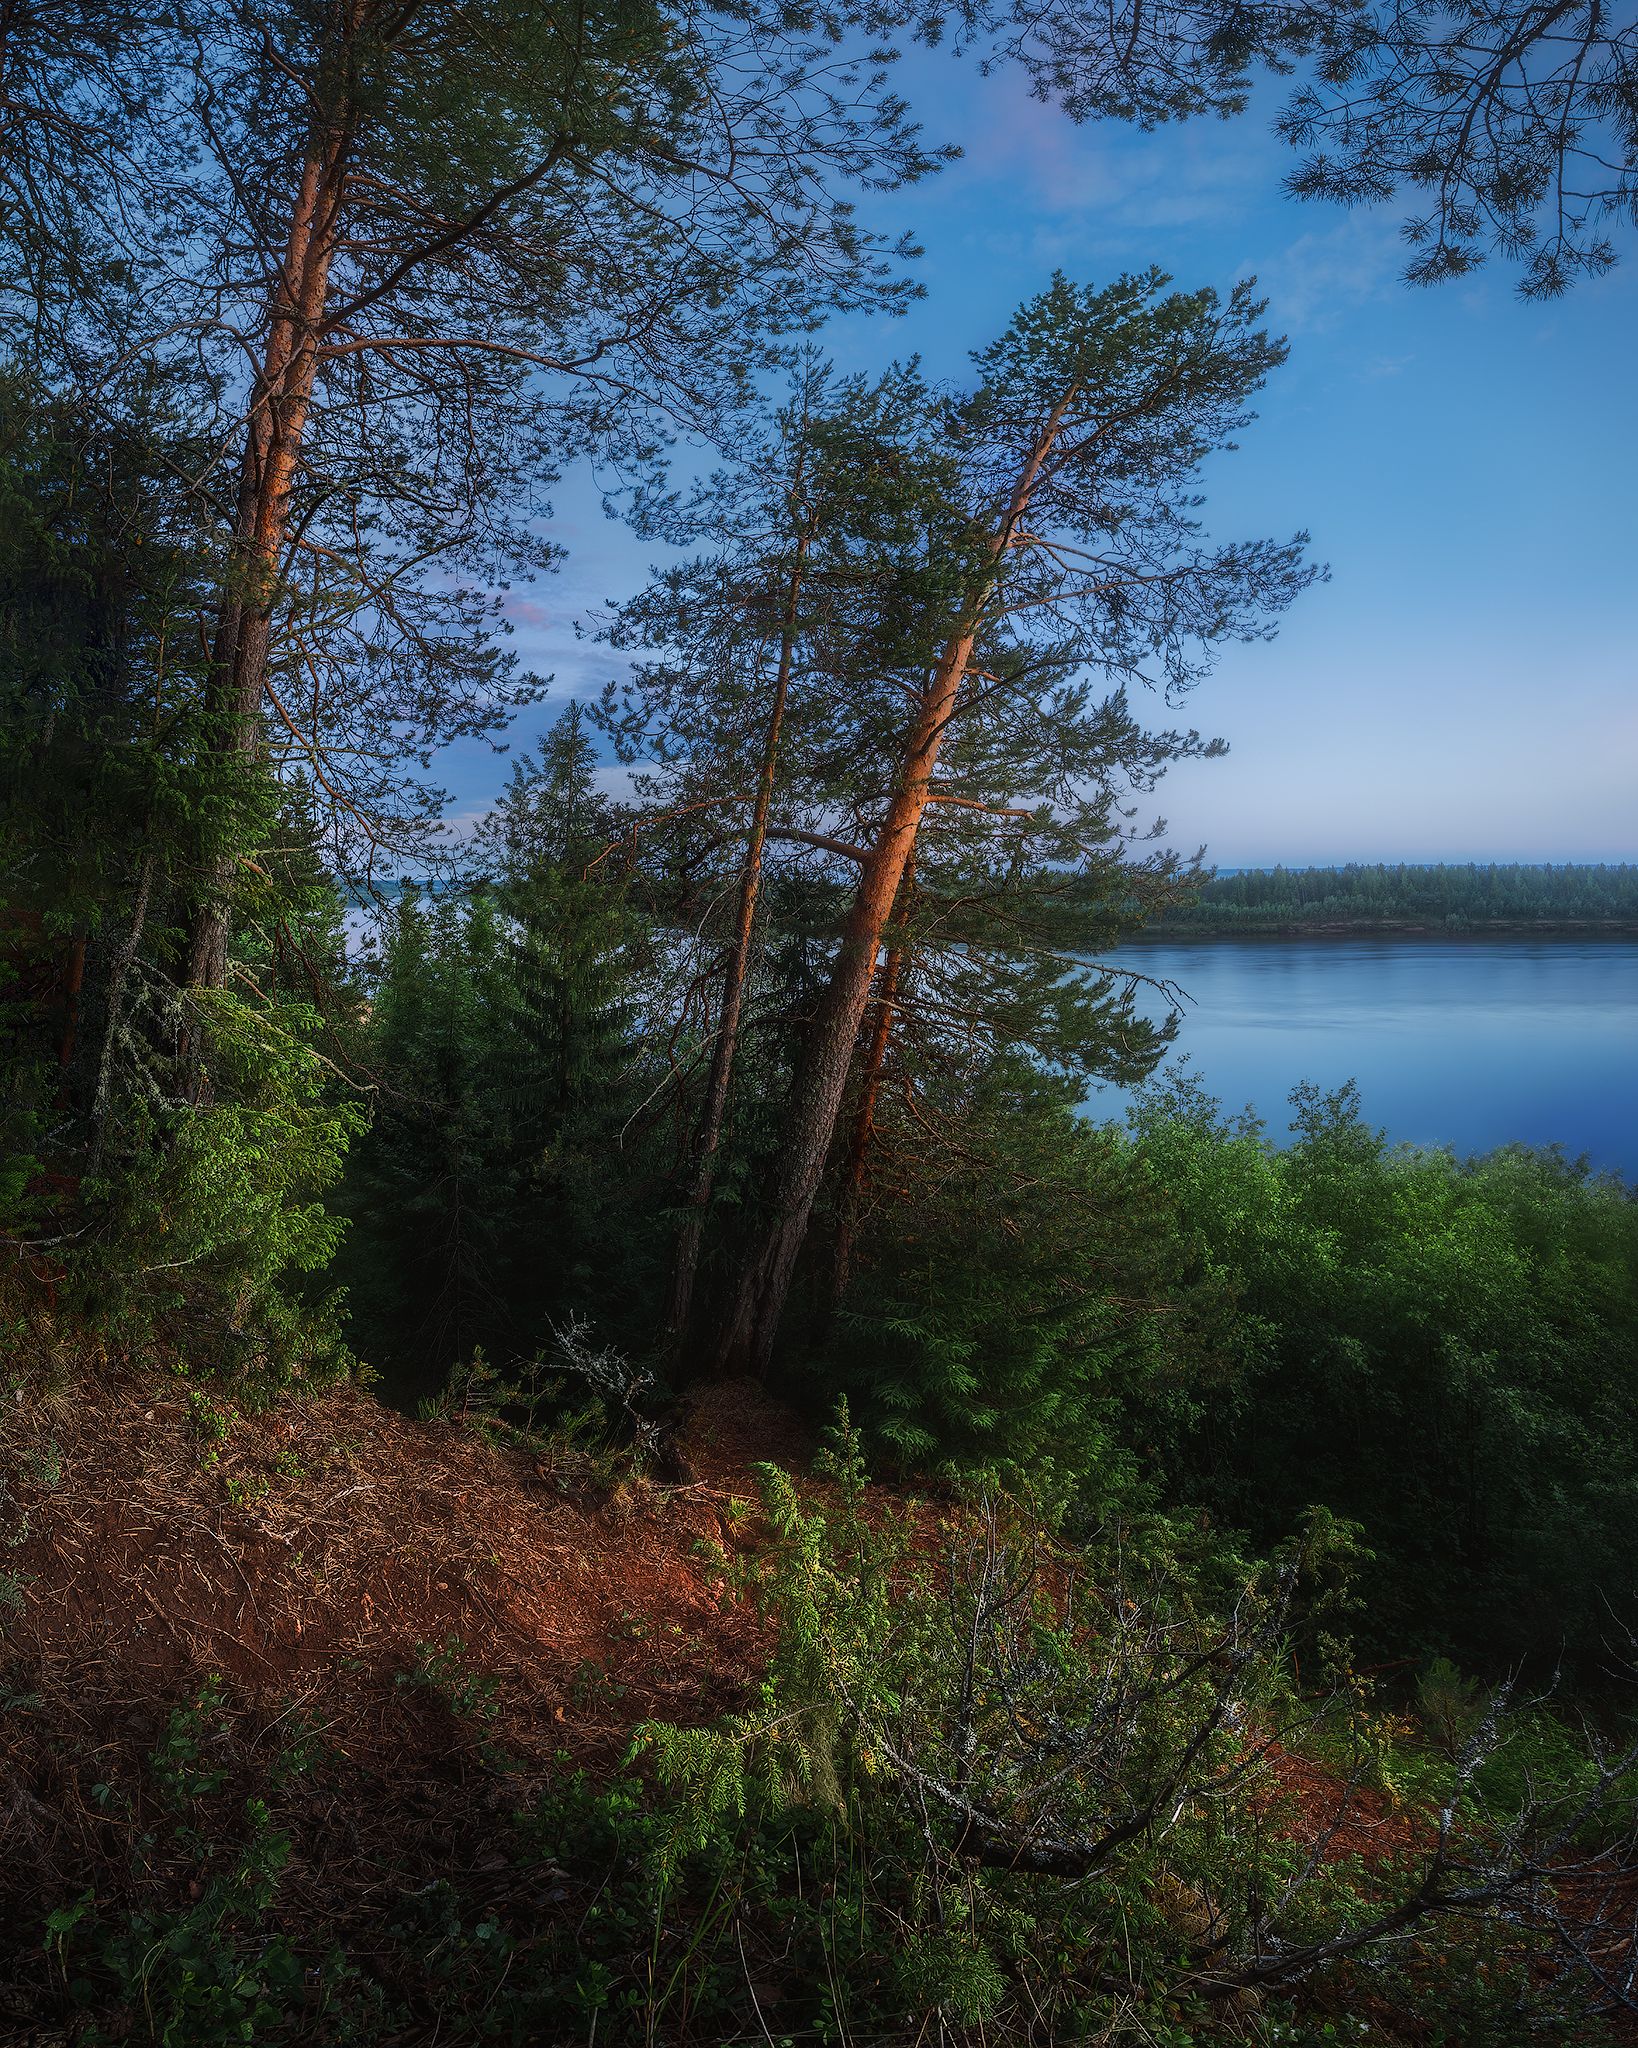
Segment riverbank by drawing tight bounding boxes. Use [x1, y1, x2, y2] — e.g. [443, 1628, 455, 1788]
[1150, 863, 1638, 937]
[1145, 917, 1638, 937]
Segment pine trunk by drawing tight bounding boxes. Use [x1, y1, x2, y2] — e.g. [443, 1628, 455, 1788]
[713, 636, 968, 1377]
[663, 530, 812, 1361]
[713, 393, 1076, 1380]
[830, 856, 912, 1309]
[185, 34, 358, 993]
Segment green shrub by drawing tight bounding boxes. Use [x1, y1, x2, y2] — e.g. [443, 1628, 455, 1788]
[1130, 1071, 1638, 1670]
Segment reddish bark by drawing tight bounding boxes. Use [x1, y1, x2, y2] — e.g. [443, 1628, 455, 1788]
[716, 391, 1078, 1379]
[186, 10, 363, 992]
[830, 856, 912, 1309]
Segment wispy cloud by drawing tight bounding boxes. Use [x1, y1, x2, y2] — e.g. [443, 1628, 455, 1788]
[1241, 217, 1404, 334]
[498, 593, 554, 630]
[957, 78, 1265, 240]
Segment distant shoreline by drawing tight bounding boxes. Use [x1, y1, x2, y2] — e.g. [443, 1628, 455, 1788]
[1137, 919, 1638, 938]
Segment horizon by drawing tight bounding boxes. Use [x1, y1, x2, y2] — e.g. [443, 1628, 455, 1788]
[352, 857, 1638, 901]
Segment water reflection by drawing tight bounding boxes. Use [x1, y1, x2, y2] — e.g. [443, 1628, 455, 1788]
[1082, 938, 1638, 1174]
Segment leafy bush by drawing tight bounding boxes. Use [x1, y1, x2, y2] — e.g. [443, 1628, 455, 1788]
[1129, 1071, 1638, 1670]
[79, 985, 364, 1392]
[628, 1414, 1632, 2043]
[40, 1682, 369, 2045]
[823, 1087, 1224, 1494]
[25, 1434, 1634, 2044]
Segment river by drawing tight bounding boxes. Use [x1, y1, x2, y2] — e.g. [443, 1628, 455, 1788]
[1081, 936, 1638, 1177]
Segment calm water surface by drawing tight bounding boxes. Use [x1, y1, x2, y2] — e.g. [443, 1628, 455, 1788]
[1081, 937, 1637, 1176]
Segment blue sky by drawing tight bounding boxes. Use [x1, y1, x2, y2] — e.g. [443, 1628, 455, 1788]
[440, 52, 1638, 868]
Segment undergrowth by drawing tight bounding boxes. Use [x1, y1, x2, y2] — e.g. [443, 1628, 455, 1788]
[18, 1411, 1633, 2045]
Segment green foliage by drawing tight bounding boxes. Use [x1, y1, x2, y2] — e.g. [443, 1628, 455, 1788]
[2, 24, 1633, 2041]
[40, 1682, 368, 2046]
[1416, 1656, 1486, 1759]
[0, 379, 365, 1388]
[151, 1676, 233, 1808]
[1129, 1069, 1638, 1668]
[1158, 861, 1638, 929]
[84, 985, 363, 1385]
[44, 1811, 306, 2047]
[396, 1633, 501, 1723]
[335, 713, 662, 1400]
[618, 1428, 1613, 2043]
[824, 1084, 1220, 1491]
[21, 1453, 1628, 2045]
[331, 889, 519, 1388]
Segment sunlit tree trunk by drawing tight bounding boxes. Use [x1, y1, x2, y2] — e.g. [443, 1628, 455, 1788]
[829, 853, 913, 1310]
[185, 7, 362, 992]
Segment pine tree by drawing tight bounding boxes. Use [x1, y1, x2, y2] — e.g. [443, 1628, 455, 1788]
[599, 357, 971, 1361]
[710, 272, 1319, 1379]
[1281, 0, 1638, 295]
[1, 0, 948, 997]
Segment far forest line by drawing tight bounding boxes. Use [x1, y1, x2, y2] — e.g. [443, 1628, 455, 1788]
[1148, 861, 1638, 932]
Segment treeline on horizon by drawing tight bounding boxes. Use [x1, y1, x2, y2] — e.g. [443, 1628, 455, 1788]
[1156, 860, 1638, 928]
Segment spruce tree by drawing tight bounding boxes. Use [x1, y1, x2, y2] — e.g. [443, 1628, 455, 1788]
[333, 888, 516, 1392]
[340, 705, 654, 1390]
[0, 372, 362, 1376]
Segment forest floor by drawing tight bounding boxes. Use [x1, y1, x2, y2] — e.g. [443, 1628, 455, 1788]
[0, 1307, 1596, 2041]
[0, 1351, 810, 1786]
[0, 1325, 839, 2032]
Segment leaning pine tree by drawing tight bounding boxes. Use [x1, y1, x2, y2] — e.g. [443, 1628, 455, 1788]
[601, 359, 991, 1364]
[601, 358, 980, 1360]
[712, 271, 1321, 1380]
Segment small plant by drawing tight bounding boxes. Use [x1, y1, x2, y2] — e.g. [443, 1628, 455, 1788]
[24, 1437, 62, 1489]
[267, 1706, 330, 1790]
[223, 1471, 272, 1509]
[35, 1664, 379, 2042]
[1417, 1654, 1485, 1759]
[396, 1634, 500, 1723]
[422, 1344, 512, 1427]
[426, 1318, 662, 1489]
[186, 1387, 233, 1467]
[0, 1474, 34, 1629]
[41, 1796, 324, 2043]
[545, 1312, 660, 1469]
[569, 1658, 628, 1714]
[152, 1675, 232, 1807]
